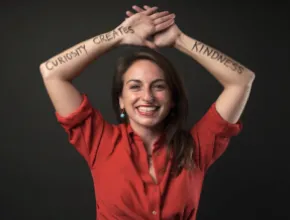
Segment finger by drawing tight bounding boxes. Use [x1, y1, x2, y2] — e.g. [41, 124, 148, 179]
[154, 13, 175, 25]
[126, 11, 134, 17]
[150, 11, 170, 20]
[143, 5, 151, 10]
[132, 5, 144, 13]
[155, 19, 175, 32]
[142, 6, 158, 15]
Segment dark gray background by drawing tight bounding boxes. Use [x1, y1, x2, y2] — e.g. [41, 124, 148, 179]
[1, 0, 289, 219]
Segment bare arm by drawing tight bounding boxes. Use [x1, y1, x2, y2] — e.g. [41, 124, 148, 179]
[39, 7, 175, 117]
[40, 28, 128, 80]
[39, 28, 128, 117]
[174, 33, 255, 123]
[125, 5, 255, 124]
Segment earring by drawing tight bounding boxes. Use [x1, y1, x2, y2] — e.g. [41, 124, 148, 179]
[120, 109, 125, 118]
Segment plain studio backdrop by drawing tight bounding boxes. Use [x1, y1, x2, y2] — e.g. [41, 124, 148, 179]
[1, 0, 289, 219]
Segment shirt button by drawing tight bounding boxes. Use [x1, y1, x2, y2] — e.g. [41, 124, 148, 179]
[159, 168, 166, 175]
[152, 210, 157, 215]
[155, 151, 161, 156]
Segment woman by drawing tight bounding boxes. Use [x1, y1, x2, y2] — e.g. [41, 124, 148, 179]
[40, 5, 255, 220]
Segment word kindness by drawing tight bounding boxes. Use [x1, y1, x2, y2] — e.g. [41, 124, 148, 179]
[192, 41, 244, 74]
[45, 45, 87, 71]
[93, 26, 134, 44]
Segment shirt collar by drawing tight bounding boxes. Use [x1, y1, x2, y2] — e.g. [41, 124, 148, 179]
[126, 123, 166, 148]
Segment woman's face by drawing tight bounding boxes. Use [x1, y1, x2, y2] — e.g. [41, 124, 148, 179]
[119, 59, 174, 129]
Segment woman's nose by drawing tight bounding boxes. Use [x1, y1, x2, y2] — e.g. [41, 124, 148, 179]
[142, 90, 154, 102]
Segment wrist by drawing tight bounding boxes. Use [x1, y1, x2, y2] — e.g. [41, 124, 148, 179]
[173, 32, 197, 58]
[174, 31, 187, 49]
[92, 26, 134, 48]
[114, 25, 135, 46]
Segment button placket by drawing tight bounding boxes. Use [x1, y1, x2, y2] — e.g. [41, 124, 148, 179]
[148, 183, 161, 218]
[159, 167, 166, 176]
[150, 142, 162, 218]
[155, 151, 161, 156]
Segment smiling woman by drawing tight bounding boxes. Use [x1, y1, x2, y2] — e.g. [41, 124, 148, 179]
[111, 49, 192, 168]
[39, 4, 252, 220]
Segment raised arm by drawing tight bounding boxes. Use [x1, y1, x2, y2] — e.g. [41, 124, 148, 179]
[174, 33, 255, 123]
[127, 5, 255, 124]
[39, 29, 124, 117]
[39, 6, 175, 117]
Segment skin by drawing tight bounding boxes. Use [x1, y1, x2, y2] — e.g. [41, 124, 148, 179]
[126, 5, 255, 125]
[126, 5, 181, 47]
[119, 59, 174, 148]
[40, 6, 176, 117]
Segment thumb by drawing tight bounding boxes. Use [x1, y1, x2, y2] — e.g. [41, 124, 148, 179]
[143, 40, 157, 50]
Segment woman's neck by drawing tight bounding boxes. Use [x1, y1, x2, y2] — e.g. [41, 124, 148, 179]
[129, 122, 164, 153]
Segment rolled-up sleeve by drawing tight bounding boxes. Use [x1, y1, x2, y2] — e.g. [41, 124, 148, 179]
[55, 94, 94, 130]
[191, 102, 243, 171]
[55, 94, 115, 168]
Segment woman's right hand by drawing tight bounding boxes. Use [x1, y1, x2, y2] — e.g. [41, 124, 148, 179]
[118, 6, 175, 49]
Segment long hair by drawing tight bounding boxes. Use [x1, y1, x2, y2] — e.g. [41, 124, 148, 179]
[111, 47, 196, 175]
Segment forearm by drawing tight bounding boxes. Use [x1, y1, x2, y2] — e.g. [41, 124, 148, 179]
[174, 33, 255, 87]
[40, 25, 133, 81]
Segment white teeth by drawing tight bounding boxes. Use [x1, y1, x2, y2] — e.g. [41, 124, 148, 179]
[138, 107, 158, 112]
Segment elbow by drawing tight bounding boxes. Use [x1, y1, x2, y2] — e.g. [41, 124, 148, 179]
[39, 62, 58, 80]
[238, 70, 255, 87]
[246, 70, 256, 86]
[224, 71, 255, 88]
[39, 61, 74, 81]
[39, 62, 50, 79]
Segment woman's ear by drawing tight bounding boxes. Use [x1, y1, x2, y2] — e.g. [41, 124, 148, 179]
[119, 96, 124, 109]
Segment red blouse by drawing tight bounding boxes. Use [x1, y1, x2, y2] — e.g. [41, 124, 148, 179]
[55, 94, 242, 220]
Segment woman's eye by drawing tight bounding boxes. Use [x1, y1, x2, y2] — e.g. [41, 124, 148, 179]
[154, 85, 165, 89]
[130, 85, 140, 89]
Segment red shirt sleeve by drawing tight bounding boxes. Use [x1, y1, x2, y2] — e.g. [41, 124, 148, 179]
[191, 102, 243, 171]
[55, 94, 117, 168]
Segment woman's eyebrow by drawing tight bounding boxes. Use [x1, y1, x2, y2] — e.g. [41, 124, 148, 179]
[126, 79, 165, 84]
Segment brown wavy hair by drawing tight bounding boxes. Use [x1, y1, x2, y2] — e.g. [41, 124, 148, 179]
[111, 47, 196, 175]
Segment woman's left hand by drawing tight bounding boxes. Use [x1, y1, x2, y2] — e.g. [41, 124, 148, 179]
[126, 5, 183, 47]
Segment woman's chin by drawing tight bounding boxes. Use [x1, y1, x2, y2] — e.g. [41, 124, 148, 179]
[138, 119, 159, 127]
[129, 116, 160, 128]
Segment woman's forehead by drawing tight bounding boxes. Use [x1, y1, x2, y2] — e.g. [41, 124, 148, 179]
[124, 60, 165, 81]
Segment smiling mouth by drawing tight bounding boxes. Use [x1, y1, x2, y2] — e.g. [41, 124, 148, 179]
[136, 106, 160, 116]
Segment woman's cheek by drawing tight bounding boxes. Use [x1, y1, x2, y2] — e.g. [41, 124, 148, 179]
[155, 92, 169, 102]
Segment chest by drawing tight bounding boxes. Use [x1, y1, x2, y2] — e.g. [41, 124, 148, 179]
[92, 143, 204, 218]
[148, 156, 157, 183]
